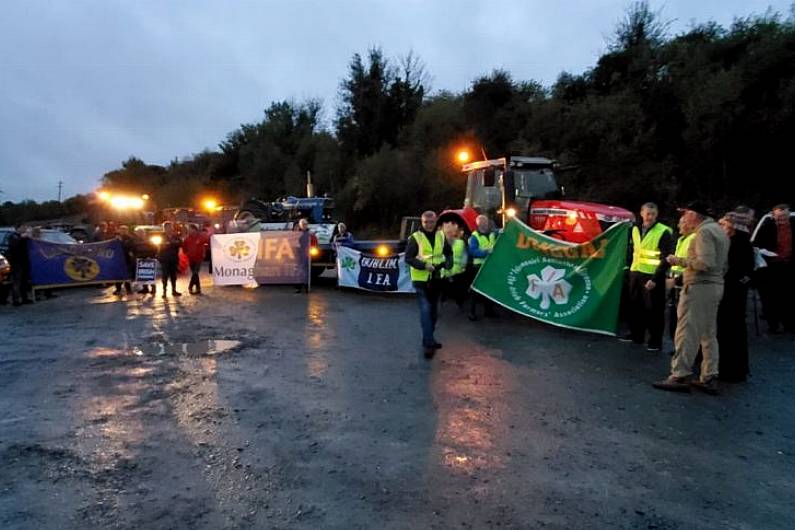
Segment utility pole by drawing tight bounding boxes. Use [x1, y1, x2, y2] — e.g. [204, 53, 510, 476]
[58, 180, 63, 202]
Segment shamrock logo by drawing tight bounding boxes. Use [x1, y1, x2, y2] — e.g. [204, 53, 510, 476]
[526, 265, 572, 310]
[341, 256, 356, 271]
[226, 240, 251, 261]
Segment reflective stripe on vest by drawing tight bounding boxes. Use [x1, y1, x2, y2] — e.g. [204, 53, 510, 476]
[670, 233, 695, 276]
[630, 223, 672, 274]
[409, 230, 446, 282]
[472, 231, 496, 266]
[441, 239, 467, 278]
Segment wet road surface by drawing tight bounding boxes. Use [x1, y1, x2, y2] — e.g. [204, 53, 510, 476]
[1, 278, 794, 529]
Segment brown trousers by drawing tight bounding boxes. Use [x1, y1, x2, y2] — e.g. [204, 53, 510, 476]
[671, 283, 723, 381]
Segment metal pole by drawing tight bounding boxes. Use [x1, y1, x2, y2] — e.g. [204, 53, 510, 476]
[307, 252, 311, 293]
[58, 180, 63, 202]
[752, 287, 760, 337]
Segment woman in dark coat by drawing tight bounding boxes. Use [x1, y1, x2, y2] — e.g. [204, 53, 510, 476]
[717, 213, 755, 382]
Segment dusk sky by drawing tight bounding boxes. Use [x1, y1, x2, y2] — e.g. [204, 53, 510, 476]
[1, 0, 791, 202]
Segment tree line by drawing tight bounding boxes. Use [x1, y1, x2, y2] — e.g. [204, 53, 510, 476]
[3, 2, 794, 232]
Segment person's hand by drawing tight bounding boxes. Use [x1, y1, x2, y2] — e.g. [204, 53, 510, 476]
[425, 263, 435, 272]
[666, 255, 680, 266]
[644, 279, 656, 290]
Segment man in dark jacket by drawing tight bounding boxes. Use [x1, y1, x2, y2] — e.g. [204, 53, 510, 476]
[752, 204, 795, 333]
[621, 202, 674, 351]
[404, 211, 453, 358]
[158, 222, 182, 298]
[7, 225, 32, 306]
[112, 226, 135, 295]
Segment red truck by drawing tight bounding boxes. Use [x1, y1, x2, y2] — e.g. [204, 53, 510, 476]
[437, 156, 633, 242]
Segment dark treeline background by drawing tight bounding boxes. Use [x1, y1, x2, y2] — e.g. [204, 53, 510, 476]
[3, 2, 794, 232]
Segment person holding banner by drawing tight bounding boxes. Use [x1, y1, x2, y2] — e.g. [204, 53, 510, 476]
[294, 218, 316, 293]
[468, 215, 497, 321]
[112, 226, 135, 296]
[405, 211, 453, 358]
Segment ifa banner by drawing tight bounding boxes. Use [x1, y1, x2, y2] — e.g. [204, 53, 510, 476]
[28, 239, 129, 287]
[336, 245, 415, 293]
[211, 232, 308, 286]
[472, 219, 629, 335]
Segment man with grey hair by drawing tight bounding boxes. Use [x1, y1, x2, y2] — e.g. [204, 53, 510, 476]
[405, 210, 453, 358]
[467, 214, 497, 321]
[654, 201, 729, 395]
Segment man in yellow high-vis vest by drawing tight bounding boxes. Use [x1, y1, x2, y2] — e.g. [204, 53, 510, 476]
[620, 202, 673, 351]
[404, 211, 453, 358]
[666, 216, 696, 344]
[467, 214, 497, 321]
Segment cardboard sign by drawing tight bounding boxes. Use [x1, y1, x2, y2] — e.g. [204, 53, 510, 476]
[135, 258, 158, 284]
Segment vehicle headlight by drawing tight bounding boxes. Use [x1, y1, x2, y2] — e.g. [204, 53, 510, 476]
[150, 235, 163, 245]
[309, 247, 320, 257]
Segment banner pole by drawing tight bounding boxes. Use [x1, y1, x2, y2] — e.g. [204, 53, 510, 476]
[307, 252, 312, 293]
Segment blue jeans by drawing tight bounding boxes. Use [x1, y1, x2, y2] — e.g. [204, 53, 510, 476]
[415, 282, 440, 347]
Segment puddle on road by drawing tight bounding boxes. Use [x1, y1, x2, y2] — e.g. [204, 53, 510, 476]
[132, 339, 241, 357]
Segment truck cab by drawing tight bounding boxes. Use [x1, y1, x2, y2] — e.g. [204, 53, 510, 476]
[438, 156, 633, 243]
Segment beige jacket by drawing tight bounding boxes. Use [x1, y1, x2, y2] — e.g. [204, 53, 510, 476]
[682, 217, 730, 286]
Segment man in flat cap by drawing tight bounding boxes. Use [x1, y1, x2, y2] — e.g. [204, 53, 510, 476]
[653, 202, 729, 395]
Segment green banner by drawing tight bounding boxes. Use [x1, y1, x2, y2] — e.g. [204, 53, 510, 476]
[472, 219, 630, 335]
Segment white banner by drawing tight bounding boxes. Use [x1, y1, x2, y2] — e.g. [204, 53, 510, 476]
[336, 245, 415, 293]
[211, 233, 260, 285]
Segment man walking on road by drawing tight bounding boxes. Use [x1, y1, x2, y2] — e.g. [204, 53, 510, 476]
[654, 202, 729, 395]
[405, 211, 452, 359]
[621, 202, 673, 351]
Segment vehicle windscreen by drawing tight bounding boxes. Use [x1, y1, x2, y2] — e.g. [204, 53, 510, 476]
[514, 167, 560, 199]
[41, 231, 77, 244]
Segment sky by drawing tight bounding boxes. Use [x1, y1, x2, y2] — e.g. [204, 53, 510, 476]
[1, 0, 791, 203]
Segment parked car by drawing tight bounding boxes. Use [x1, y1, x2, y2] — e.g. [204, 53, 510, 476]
[0, 252, 10, 301]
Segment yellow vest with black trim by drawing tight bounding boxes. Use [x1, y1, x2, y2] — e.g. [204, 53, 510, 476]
[471, 231, 497, 266]
[409, 230, 446, 282]
[441, 239, 467, 278]
[630, 223, 672, 275]
[670, 233, 695, 277]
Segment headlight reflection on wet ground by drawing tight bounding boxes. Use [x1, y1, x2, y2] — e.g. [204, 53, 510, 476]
[305, 295, 329, 379]
[431, 351, 517, 475]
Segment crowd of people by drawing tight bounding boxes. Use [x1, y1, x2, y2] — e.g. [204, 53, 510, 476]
[1, 220, 212, 305]
[404, 203, 794, 397]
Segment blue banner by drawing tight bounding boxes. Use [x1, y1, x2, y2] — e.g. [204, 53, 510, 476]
[336, 245, 415, 293]
[28, 239, 129, 287]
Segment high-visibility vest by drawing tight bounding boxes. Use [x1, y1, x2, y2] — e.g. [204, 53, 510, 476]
[441, 239, 467, 278]
[630, 223, 672, 274]
[670, 233, 695, 277]
[409, 230, 446, 282]
[471, 231, 497, 266]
